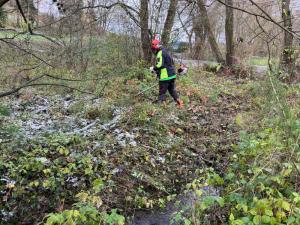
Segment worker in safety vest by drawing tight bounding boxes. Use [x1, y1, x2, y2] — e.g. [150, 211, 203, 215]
[150, 39, 184, 107]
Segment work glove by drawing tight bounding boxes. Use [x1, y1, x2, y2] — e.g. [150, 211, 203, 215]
[149, 66, 155, 73]
[178, 64, 188, 76]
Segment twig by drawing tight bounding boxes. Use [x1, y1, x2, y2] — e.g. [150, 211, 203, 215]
[44, 74, 104, 82]
[0, 81, 96, 98]
[71, 119, 99, 134]
[135, 83, 158, 97]
[23, 83, 97, 96]
[215, 0, 300, 41]
[0, 39, 54, 68]
[0, 74, 46, 97]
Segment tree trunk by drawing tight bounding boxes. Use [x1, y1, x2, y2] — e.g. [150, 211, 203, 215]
[153, 0, 163, 33]
[281, 0, 295, 79]
[140, 0, 151, 62]
[225, 0, 234, 66]
[161, 0, 178, 46]
[197, 0, 224, 64]
[192, 15, 207, 60]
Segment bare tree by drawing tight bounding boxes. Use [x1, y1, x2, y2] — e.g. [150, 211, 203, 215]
[225, 0, 234, 66]
[140, 0, 151, 62]
[161, 0, 178, 46]
[192, 13, 206, 60]
[281, 0, 295, 78]
[197, 0, 224, 63]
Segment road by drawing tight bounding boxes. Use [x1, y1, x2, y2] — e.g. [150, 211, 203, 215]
[174, 58, 268, 75]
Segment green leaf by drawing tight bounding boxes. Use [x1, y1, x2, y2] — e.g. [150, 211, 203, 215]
[200, 196, 224, 210]
[216, 197, 225, 207]
[213, 173, 224, 185]
[276, 211, 286, 220]
[92, 178, 104, 193]
[287, 216, 296, 224]
[105, 209, 125, 225]
[282, 168, 292, 177]
[229, 213, 235, 221]
[241, 217, 251, 223]
[66, 218, 75, 225]
[249, 208, 258, 215]
[234, 219, 245, 225]
[262, 215, 271, 223]
[270, 217, 277, 225]
[195, 189, 203, 197]
[216, 64, 222, 72]
[253, 215, 261, 225]
[225, 172, 235, 180]
[236, 203, 248, 213]
[282, 200, 291, 211]
[45, 213, 65, 225]
[265, 209, 273, 216]
[294, 196, 300, 204]
[184, 219, 192, 225]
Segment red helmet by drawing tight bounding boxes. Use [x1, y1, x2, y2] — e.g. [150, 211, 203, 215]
[151, 39, 161, 50]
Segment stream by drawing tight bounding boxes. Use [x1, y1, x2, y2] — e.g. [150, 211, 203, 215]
[127, 186, 219, 225]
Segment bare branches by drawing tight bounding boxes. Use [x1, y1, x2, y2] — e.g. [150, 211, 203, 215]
[215, 0, 300, 40]
[80, 2, 139, 15]
[0, 39, 54, 68]
[0, 28, 63, 46]
[43, 74, 105, 82]
[0, 83, 96, 98]
[24, 83, 96, 95]
[0, 74, 46, 98]
[0, 73, 101, 98]
[30, 32, 63, 46]
[79, 1, 140, 26]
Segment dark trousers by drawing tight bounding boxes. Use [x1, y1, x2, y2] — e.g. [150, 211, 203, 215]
[158, 79, 179, 102]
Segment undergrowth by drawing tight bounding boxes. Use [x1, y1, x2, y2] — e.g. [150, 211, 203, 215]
[2, 33, 296, 225]
[0, 64, 254, 224]
[182, 71, 300, 225]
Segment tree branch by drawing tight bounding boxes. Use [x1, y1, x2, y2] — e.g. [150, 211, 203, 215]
[0, 39, 54, 68]
[0, 74, 46, 97]
[0, 80, 96, 98]
[23, 83, 97, 96]
[0, 0, 9, 7]
[43, 74, 105, 82]
[0, 71, 107, 98]
[79, 2, 140, 26]
[215, 0, 300, 41]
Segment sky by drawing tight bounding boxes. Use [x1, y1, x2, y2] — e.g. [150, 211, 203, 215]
[36, 0, 59, 17]
[33, 0, 300, 42]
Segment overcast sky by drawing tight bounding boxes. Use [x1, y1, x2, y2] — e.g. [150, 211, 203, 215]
[34, 0, 300, 42]
[36, 0, 59, 17]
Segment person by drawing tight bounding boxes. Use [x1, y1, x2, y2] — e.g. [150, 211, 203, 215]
[150, 39, 184, 107]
